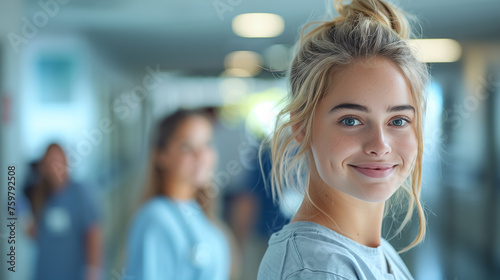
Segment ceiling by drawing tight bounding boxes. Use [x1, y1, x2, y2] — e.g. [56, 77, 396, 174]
[18, 0, 500, 76]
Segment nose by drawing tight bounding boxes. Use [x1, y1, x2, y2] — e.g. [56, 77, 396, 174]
[363, 126, 391, 156]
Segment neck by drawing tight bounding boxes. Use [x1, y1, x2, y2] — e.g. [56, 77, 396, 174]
[161, 175, 195, 201]
[292, 180, 385, 248]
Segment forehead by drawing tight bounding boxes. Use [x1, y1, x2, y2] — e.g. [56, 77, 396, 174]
[45, 146, 65, 159]
[173, 116, 212, 140]
[323, 57, 413, 108]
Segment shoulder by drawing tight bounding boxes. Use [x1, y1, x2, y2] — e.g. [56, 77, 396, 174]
[66, 181, 89, 197]
[64, 181, 98, 209]
[284, 269, 351, 280]
[66, 181, 97, 203]
[132, 197, 178, 226]
[380, 239, 414, 278]
[380, 238, 399, 255]
[127, 198, 184, 245]
[258, 222, 363, 280]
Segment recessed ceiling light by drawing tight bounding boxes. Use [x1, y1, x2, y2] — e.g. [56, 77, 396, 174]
[224, 51, 263, 77]
[232, 13, 285, 38]
[409, 39, 462, 63]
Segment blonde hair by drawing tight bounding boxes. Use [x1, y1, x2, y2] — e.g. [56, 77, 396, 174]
[261, 0, 429, 252]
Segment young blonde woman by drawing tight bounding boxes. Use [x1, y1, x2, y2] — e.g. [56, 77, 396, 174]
[124, 109, 230, 279]
[258, 0, 429, 279]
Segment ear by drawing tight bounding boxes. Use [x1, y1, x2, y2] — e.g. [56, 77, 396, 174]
[290, 111, 305, 143]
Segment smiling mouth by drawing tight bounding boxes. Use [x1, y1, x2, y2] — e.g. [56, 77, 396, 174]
[348, 164, 398, 178]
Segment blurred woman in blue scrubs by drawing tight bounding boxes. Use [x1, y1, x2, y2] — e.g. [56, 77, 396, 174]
[125, 109, 230, 280]
[31, 144, 101, 280]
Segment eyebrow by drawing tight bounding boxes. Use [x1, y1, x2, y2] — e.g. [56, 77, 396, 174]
[330, 103, 368, 113]
[387, 105, 415, 113]
[329, 103, 415, 113]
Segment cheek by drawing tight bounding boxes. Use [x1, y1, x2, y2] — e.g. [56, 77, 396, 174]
[180, 154, 197, 169]
[311, 116, 358, 178]
[205, 150, 216, 169]
[395, 133, 418, 167]
[166, 152, 194, 172]
[311, 130, 358, 175]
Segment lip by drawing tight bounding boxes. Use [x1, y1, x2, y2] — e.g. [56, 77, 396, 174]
[348, 163, 398, 179]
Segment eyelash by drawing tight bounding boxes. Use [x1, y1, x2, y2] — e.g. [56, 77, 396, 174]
[338, 115, 411, 127]
[338, 115, 362, 126]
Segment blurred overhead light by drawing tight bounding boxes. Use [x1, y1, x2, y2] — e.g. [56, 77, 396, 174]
[232, 13, 284, 38]
[409, 39, 462, 63]
[244, 88, 286, 138]
[224, 51, 263, 77]
[222, 68, 253, 78]
[218, 87, 286, 136]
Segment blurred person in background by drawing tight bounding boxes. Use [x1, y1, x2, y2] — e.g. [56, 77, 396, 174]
[124, 109, 231, 279]
[22, 160, 41, 237]
[258, 0, 429, 279]
[23, 161, 41, 212]
[30, 143, 101, 280]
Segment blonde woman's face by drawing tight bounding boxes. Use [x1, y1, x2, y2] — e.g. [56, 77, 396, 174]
[159, 116, 216, 188]
[309, 57, 417, 203]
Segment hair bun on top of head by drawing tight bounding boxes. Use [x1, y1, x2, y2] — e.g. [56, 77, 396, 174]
[334, 0, 411, 39]
[299, 0, 413, 44]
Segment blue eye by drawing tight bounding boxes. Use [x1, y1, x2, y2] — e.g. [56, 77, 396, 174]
[390, 118, 409, 126]
[340, 117, 361, 126]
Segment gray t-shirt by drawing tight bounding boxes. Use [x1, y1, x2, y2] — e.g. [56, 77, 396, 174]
[257, 221, 414, 280]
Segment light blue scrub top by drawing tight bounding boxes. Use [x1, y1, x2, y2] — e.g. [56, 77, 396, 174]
[258, 221, 414, 280]
[125, 196, 230, 280]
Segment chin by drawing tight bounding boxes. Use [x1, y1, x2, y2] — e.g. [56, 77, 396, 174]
[357, 194, 393, 203]
[193, 175, 212, 189]
[352, 183, 400, 203]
